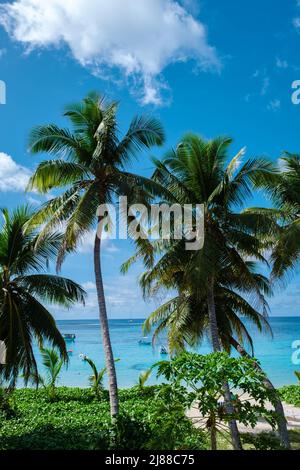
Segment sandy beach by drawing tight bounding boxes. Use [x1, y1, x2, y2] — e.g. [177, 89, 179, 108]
[187, 396, 300, 434]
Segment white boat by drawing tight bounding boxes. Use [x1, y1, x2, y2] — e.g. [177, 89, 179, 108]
[138, 337, 152, 345]
[79, 354, 88, 361]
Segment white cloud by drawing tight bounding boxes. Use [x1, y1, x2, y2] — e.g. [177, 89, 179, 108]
[82, 281, 96, 291]
[260, 77, 270, 96]
[294, 1, 300, 30]
[0, 152, 32, 192]
[56, 274, 148, 318]
[181, 0, 200, 16]
[0, 0, 221, 105]
[26, 195, 40, 206]
[276, 57, 288, 69]
[77, 230, 120, 255]
[252, 69, 271, 99]
[77, 231, 95, 254]
[267, 99, 281, 112]
[294, 17, 300, 29]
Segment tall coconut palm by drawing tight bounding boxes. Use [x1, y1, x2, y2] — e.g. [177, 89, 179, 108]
[27, 92, 165, 417]
[123, 134, 278, 449]
[0, 206, 86, 385]
[140, 260, 272, 356]
[267, 153, 300, 279]
[134, 254, 290, 449]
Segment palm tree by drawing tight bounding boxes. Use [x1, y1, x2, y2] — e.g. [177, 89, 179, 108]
[267, 153, 300, 279]
[83, 356, 120, 397]
[123, 134, 279, 449]
[27, 92, 165, 417]
[137, 256, 290, 448]
[29, 347, 65, 401]
[0, 206, 85, 385]
[138, 369, 152, 389]
[141, 262, 272, 356]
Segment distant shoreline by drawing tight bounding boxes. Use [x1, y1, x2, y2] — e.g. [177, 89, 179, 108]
[55, 317, 300, 322]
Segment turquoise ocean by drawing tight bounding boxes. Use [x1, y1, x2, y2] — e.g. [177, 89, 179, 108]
[33, 317, 300, 388]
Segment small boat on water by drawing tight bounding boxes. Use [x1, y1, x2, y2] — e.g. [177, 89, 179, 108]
[63, 334, 76, 342]
[160, 346, 168, 355]
[138, 337, 152, 345]
[79, 354, 88, 361]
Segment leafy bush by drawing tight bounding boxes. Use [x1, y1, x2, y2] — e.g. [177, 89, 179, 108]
[242, 432, 283, 450]
[28, 348, 65, 401]
[0, 386, 208, 450]
[95, 413, 152, 450]
[156, 352, 279, 450]
[279, 385, 300, 407]
[0, 387, 16, 420]
[83, 356, 120, 397]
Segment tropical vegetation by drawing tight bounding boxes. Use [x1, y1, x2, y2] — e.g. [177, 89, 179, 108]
[123, 135, 290, 449]
[0, 207, 85, 386]
[0, 92, 300, 451]
[28, 347, 66, 401]
[0, 386, 208, 450]
[83, 356, 120, 397]
[26, 92, 165, 418]
[156, 352, 279, 450]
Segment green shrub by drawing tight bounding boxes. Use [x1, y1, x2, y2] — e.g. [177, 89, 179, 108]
[0, 388, 16, 419]
[0, 386, 208, 451]
[95, 386, 208, 450]
[279, 385, 300, 407]
[242, 432, 283, 450]
[156, 352, 279, 450]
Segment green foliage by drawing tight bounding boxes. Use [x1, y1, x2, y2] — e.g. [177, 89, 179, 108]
[242, 432, 283, 450]
[83, 357, 119, 397]
[0, 206, 86, 385]
[27, 92, 166, 418]
[147, 386, 206, 450]
[157, 352, 279, 449]
[0, 386, 16, 420]
[29, 348, 65, 401]
[123, 134, 275, 355]
[264, 153, 300, 279]
[279, 385, 300, 407]
[138, 369, 152, 389]
[27, 93, 165, 269]
[295, 371, 300, 383]
[0, 387, 208, 450]
[95, 413, 153, 450]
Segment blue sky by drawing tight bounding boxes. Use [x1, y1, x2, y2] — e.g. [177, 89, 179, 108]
[0, 0, 300, 318]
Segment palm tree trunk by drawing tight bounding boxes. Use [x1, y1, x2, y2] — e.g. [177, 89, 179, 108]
[230, 337, 290, 450]
[207, 280, 243, 451]
[210, 416, 217, 451]
[94, 230, 119, 418]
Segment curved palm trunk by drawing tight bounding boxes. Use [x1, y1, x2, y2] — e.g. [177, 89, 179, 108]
[207, 281, 243, 451]
[94, 231, 119, 418]
[230, 337, 290, 450]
